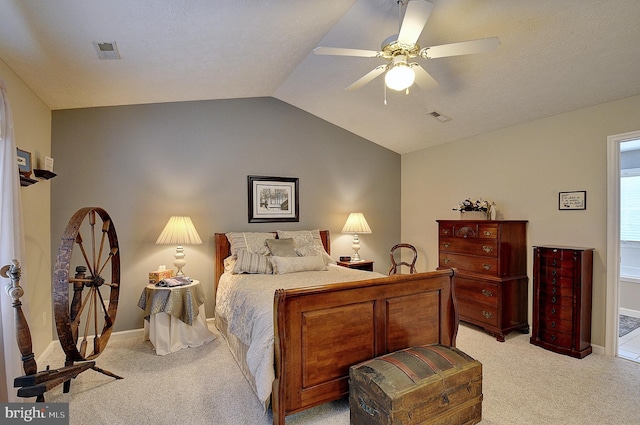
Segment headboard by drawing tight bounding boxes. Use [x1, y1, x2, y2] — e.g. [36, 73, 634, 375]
[213, 230, 331, 294]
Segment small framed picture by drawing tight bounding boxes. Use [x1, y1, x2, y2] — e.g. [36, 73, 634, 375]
[17, 148, 32, 177]
[44, 156, 54, 172]
[248, 175, 299, 223]
[559, 191, 586, 210]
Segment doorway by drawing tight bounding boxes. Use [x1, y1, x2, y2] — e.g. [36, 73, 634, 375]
[606, 130, 640, 360]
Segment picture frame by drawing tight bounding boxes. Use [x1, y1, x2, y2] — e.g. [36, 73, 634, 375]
[559, 191, 586, 210]
[248, 175, 299, 223]
[17, 148, 32, 177]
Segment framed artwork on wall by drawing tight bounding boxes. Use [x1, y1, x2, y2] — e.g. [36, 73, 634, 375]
[559, 191, 586, 210]
[248, 175, 299, 223]
[17, 148, 32, 177]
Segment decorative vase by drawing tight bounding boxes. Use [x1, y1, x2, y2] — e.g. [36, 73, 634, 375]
[460, 210, 488, 220]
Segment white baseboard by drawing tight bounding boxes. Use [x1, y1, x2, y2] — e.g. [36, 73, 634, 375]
[620, 308, 640, 318]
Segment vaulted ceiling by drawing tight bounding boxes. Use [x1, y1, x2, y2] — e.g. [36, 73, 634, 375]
[1, 0, 639, 154]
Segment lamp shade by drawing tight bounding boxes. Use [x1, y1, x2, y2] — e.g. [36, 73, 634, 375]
[156, 216, 202, 245]
[385, 55, 415, 91]
[341, 213, 372, 234]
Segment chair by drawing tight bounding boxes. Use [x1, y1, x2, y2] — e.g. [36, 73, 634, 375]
[388, 243, 417, 275]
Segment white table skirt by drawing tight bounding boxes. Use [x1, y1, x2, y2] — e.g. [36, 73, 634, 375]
[144, 303, 216, 355]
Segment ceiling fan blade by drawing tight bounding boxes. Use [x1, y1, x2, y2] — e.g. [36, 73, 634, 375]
[422, 37, 500, 59]
[411, 63, 438, 90]
[398, 0, 434, 46]
[313, 46, 381, 58]
[345, 65, 388, 91]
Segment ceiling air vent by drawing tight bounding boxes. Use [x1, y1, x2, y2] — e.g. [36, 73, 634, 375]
[94, 41, 121, 60]
[427, 110, 451, 123]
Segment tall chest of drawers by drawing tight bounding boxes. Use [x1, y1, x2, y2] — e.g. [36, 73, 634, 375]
[530, 246, 593, 358]
[437, 220, 529, 341]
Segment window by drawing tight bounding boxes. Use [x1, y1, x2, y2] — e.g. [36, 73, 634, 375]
[621, 167, 640, 242]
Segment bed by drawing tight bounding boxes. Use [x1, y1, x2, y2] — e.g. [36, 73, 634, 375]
[214, 230, 458, 425]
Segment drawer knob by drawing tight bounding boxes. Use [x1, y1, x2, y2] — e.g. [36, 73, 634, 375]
[551, 278, 557, 285]
[552, 269, 557, 276]
[481, 289, 493, 297]
[551, 296, 557, 303]
[482, 245, 493, 253]
[551, 321, 556, 328]
[443, 258, 450, 264]
[443, 242, 450, 248]
[550, 334, 556, 341]
[482, 311, 493, 319]
[443, 229, 450, 235]
[551, 307, 557, 314]
[552, 287, 557, 294]
[552, 259, 557, 266]
[483, 231, 492, 236]
[482, 264, 492, 270]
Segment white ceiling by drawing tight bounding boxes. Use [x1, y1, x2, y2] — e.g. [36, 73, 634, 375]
[1, 0, 639, 154]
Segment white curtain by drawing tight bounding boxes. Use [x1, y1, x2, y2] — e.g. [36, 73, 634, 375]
[0, 78, 27, 402]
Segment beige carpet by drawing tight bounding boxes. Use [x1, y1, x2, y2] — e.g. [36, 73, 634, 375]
[40, 322, 640, 424]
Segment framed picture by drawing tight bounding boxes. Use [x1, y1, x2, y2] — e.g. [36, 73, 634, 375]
[17, 148, 32, 177]
[248, 175, 299, 223]
[559, 191, 586, 210]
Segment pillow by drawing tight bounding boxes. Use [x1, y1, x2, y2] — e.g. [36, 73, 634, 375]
[223, 256, 236, 273]
[226, 232, 275, 257]
[266, 238, 298, 257]
[233, 249, 273, 274]
[271, 255, 327, 275]
[277, 229, 335, 265]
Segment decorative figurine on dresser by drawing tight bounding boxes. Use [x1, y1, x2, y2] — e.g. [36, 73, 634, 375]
[437, 220, 529, 341]
[530, 246, 594, 358]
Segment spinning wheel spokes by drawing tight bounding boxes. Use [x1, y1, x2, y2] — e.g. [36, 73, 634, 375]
[54, 207, 120, 362]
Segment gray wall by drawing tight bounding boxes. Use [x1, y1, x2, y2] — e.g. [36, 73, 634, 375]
[51, 97, 400, 332]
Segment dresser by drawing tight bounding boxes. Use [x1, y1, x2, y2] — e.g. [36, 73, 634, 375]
[530, 246, 593, 358]
[437, 220, 529, 341]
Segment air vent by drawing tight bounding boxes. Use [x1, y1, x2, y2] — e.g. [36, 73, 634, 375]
[427, 110, 451, 122]
[94, 41, 121, 60]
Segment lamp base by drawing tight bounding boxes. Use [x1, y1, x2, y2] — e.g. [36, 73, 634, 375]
[174, 245, 186, 277]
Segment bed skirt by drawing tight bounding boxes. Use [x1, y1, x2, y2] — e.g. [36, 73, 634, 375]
[215, 314, 269, 409]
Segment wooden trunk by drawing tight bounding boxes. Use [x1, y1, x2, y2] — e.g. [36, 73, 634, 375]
[350, 344, 482, 425]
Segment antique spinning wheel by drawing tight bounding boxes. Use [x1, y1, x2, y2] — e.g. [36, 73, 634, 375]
[53, 207, 120, 362]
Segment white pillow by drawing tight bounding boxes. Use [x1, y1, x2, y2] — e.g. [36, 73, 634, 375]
[226, 232, 275, 257]
[271, 255, 327, 275]
[223, 256, 236, 273]
[233, 249, 273, 274]
[276, 229, 335, 265]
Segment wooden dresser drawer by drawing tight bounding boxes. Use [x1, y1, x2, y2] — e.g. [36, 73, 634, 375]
[539, 317, 573, 334]
[537, 247, 576, 259]
[440, 238, 498, 257]
[539, 283, 573, 298]
[439, 253, 498, 276]
[540, 265, 574, 279]
[539, 256, 575, 269]
[458, 298, 498, 327]
[540, 301, 573, 322]
[538, 274, 574, 289]
[477, 224, 498, 239]
[539, 328, 572, 348]
[456, 278, 499, 306]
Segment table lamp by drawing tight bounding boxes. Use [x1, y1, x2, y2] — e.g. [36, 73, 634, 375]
[156, 216, 202, 276]
[341, 212, 372, 262]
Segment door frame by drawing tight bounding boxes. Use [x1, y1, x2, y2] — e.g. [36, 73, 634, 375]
[606, 130, 640, 356]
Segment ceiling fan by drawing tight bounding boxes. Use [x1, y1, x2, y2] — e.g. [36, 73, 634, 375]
[313, 0, 499, 92]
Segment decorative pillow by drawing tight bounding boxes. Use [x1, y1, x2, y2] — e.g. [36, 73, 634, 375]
[223, 256, 236, 273]
[226, 232, 275, 257]
[271, 255, 327, 275]
[233, 249, 273, 274]
[266, 238, 298, 257]
[277, 229, 335, 265]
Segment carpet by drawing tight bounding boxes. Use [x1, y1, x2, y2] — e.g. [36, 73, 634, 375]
[619, 314, 640, 337]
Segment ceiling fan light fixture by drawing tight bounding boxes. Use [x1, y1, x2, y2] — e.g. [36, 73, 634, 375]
[385, 56, 415, 91]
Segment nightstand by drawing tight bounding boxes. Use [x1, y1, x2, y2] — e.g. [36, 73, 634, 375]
[337, 260, 374, 272]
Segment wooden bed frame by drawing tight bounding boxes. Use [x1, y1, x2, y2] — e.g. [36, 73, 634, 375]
[214, 231, 459, 425]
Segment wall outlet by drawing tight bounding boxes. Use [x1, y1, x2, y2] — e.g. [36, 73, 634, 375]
[42, 311, 46, 326]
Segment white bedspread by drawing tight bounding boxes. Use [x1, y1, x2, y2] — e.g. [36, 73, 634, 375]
[215, 264, 385, 407]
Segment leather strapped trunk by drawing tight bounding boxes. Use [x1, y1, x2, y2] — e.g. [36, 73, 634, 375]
[349, 344, 483, 425]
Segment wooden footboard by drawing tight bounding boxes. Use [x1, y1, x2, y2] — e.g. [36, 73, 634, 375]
[271, 268, 458, 425]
